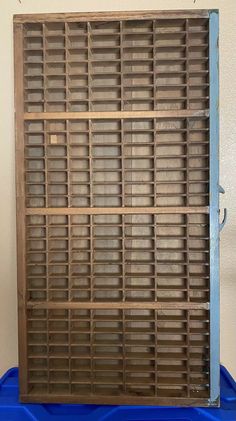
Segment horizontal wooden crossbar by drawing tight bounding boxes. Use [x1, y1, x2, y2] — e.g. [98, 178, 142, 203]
[14, 9, 210, 24]
[20, 394, 214, 407]
[24, 110, 209, 121]
[27, 301, 209, 310]
[26, 206, 209, 215]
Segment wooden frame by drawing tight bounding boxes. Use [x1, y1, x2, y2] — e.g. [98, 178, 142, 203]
[14, 10, 210, 23]
[14, 9, 219, 406]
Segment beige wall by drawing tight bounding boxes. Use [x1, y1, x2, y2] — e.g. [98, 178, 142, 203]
[0, 0, 236, 379]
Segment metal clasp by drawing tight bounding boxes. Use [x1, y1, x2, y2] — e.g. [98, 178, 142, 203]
[219, 184, 227, 231]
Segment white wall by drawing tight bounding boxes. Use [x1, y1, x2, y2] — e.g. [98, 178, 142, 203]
[0, 0, 236, 378]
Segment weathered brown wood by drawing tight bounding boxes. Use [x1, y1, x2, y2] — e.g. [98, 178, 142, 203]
[15, 10, 212, 405]
[14, 9, 210, 23]
[14, 23, 28, 396]
[27, 301, 209, 310]
[20, 394, 214, 407]
[24, 110, 209, 120]
[26, 206, 209, 215]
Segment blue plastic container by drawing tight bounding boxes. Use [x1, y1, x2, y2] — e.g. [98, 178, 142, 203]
[0, 365, 235, 420]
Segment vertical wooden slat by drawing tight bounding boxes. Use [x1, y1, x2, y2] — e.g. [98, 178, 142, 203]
[88, 22, 92, 111]
[45, 216, 49, 393]
[14, 22, 28, 395]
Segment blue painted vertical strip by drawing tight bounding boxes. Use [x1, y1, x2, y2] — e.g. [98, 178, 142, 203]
[209, 9, 220, 404]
